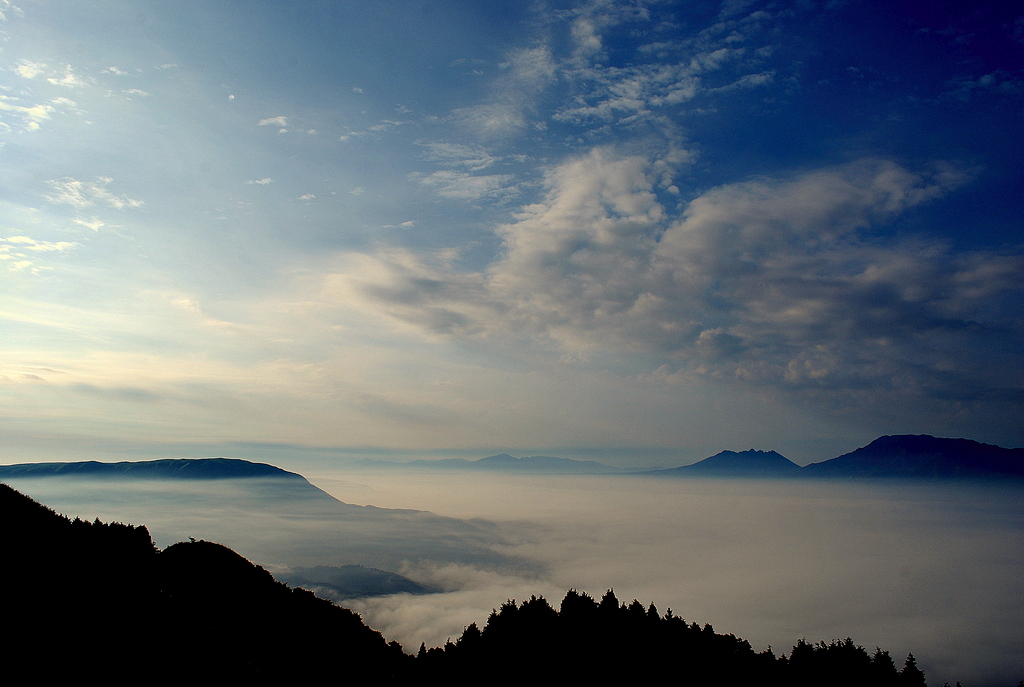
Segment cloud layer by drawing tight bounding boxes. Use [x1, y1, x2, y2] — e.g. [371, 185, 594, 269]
[336, 152, 1022, 424]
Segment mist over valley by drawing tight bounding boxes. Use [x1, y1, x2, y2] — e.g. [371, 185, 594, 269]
[6, 446, 1021, 687]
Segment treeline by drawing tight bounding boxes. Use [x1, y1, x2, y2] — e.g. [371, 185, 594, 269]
[4, 482, 1007, 685]
[418, 590, 927, 685]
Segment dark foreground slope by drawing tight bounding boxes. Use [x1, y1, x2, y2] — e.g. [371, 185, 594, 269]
[0, 482, 410, 684]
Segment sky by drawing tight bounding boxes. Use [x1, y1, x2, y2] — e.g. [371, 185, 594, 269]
[2, 0, 1023, 468]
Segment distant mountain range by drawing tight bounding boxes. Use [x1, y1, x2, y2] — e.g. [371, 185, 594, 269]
[642, 435, 1024, 480]
[349, 453, 627, 474]
[3, 435, 1021, 485]
[345, 435, 1023, 481]
[644, 450, 802, 478]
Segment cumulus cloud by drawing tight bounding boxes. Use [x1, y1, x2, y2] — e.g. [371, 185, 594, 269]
[246, 177, 273, 185]
[258, 115, 288, 127]
[45, 177, 144, 210]
[333, 151, 1023, 420]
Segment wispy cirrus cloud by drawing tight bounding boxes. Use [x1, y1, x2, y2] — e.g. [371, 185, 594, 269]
[1, 235, 77, 274]
[453, 46, 556, 140]
[412, 170, 517, 201]
[45, 177, 144, 210]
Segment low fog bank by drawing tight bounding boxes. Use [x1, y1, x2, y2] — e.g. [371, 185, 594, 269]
[1, 476, 532, 575]
[315, 471, 1023, 687]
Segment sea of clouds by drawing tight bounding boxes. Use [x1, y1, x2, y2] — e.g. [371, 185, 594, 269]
[9, 470, 1021, 686]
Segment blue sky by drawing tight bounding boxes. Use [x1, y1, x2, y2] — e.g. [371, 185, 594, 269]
[2, 0, 1022, 466]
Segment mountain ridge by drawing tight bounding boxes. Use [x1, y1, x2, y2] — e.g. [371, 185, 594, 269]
[0, 457, 305, 481]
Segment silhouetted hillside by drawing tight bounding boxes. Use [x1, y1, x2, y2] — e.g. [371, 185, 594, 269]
[804, 435, 1024, 479]
[0, 482, 410, 684]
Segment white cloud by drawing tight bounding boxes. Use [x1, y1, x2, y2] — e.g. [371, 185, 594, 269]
[14, 59, 46, 79]
[299, 194, 316, 201]
[123, 88, 151, 97]
[246, 178, 273, 185]
[46, 64, 89, 88]
[45, 177, 144, 210]
[1, 235, 76, 275]
[73, 217, 106, 231]
[0, 96, 54, 131]
[258, 115, 288, 127]
[2, 235, 75, 251]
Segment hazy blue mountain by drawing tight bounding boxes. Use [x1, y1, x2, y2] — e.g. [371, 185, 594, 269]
[645, 450, 802, 478]
[350, 453, 625, 474]
[803, 435, 1024, 479]
[0, 457, 304, 480]
[276, 565, 436, 601]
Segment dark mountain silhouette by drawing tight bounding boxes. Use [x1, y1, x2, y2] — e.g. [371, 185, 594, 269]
[0, 482, 411, 684]
[804, 435, 1024, 479]
[646, 449, 802, 478]
[350, 453, 625, 473]
[276, 564, 436, 600]
[0, 456, 304, 480]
